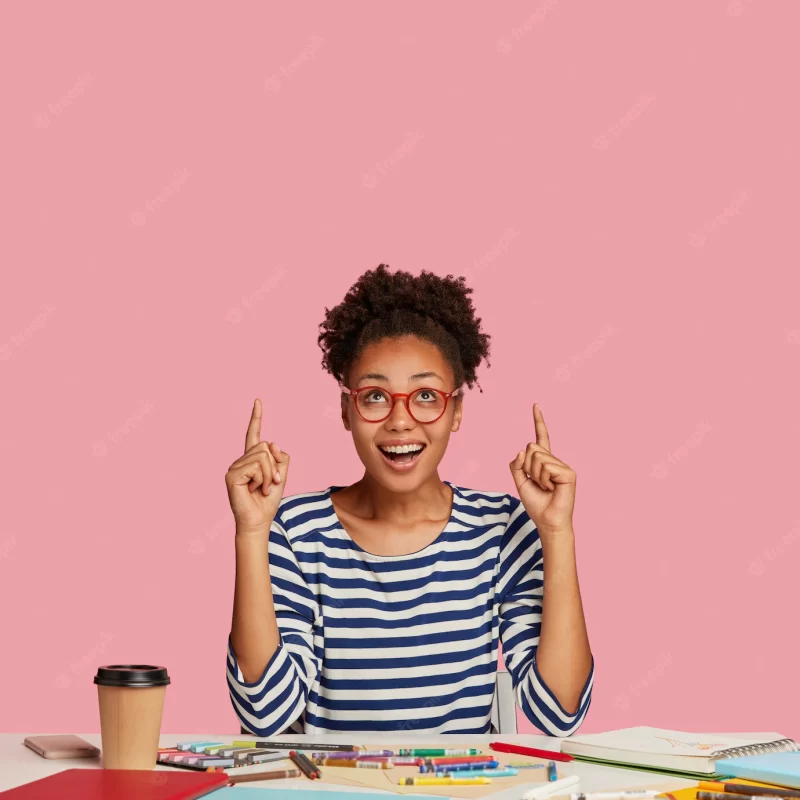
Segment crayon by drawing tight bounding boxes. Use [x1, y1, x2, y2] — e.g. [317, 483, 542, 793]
[548, 760, 558, 781]
[314, 758, 392, 769]
[427, 755, 495, 766]
[400, 776, 492, 786]
[437, 768, 519, 778]
[400, 748, 481, 757]
[422, 760, 500, 772]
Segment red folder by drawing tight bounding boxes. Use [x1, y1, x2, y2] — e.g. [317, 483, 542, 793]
[0, 768, 229, 798]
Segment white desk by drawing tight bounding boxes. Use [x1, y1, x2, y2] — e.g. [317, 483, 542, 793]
[0, 733, 697, 798]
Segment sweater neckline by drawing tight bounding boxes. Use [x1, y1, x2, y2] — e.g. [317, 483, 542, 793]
[324, 481, 460, 561]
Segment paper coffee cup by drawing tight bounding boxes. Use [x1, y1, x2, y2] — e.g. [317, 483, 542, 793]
[94, 664, 170, 769]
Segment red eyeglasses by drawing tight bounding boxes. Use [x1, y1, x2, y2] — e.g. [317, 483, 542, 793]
[340, 384, 463, 424]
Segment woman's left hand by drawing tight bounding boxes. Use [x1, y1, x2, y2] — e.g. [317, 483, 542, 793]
[509, 404, 576, 536]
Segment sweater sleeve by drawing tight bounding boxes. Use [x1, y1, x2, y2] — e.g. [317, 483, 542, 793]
[226, 514, 322, 735]
[496, 497, 594, 736]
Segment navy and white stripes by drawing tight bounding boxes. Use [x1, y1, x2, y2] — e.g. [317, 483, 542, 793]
[227, 482, 594, 736]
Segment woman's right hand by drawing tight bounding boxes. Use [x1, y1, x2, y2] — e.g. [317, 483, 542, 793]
[225, 399, 290, 534]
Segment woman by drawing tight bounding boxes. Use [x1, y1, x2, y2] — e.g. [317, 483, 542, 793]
[226, 264, 594, 736]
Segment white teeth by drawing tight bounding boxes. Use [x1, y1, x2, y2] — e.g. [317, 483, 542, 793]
[379, 444, 424, 454]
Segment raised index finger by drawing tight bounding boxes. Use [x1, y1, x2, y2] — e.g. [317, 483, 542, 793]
[245, 398, 263, 453]
[533, 403, 551, 452]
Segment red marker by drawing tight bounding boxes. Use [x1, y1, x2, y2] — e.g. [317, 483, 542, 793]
[490, 742, 574, 763]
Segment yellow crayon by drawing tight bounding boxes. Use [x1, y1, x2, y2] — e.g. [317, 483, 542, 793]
[400, 776, 492, 786]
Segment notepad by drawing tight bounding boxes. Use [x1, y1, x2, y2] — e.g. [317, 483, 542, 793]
[559, 727, 799, 778]
[715, 753, 800, 789]
[0, 768, 228, 799]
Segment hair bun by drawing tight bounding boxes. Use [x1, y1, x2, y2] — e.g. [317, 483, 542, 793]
[318, 264, 491, 390]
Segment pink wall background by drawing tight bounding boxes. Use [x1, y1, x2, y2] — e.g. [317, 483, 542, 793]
[1, 1, 799, 738]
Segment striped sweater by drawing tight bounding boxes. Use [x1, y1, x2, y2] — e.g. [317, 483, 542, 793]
[227, 482, 594, 736]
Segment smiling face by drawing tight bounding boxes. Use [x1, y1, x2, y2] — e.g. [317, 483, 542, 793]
[341, 335, 463, 491]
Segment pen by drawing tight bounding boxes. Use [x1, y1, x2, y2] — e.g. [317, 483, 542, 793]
[289, 750, 321, 780]
[228, 767, 301, 784]
[548, 760, 558, 781]
[699, 785, 800, 800]
[491, 741, 574, 762]
[400, 748, 481, 757]
[400, 776, 492, 786]
[232, 740, 356, 752]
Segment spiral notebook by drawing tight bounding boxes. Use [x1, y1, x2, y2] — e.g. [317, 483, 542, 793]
[559, 727, 800, 778]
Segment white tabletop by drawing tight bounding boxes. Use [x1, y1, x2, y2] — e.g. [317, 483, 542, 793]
[1, 733, 697, 798]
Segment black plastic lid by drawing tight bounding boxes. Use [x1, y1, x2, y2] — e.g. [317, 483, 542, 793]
[93, 665, 170, 688]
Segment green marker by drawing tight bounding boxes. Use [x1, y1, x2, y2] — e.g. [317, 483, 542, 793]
[398, 748, 481, 757]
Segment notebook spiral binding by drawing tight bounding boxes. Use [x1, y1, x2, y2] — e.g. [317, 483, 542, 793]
[714, 738, 800, 760]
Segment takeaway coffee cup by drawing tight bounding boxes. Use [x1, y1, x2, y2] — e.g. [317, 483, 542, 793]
[94, 664, 170, 769]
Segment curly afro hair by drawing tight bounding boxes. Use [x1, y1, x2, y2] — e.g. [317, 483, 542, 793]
[317, 264, 491, 392]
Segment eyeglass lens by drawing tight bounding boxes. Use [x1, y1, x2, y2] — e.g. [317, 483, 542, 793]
[356, 388, 447, 422]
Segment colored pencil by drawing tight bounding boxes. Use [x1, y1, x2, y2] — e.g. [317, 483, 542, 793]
[228, 767, 301, 784]
[491, 741, 574, 762]
[313, 749, 393, 758]
[232, 740, 355, 752]
[289, 750, 321, 779]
